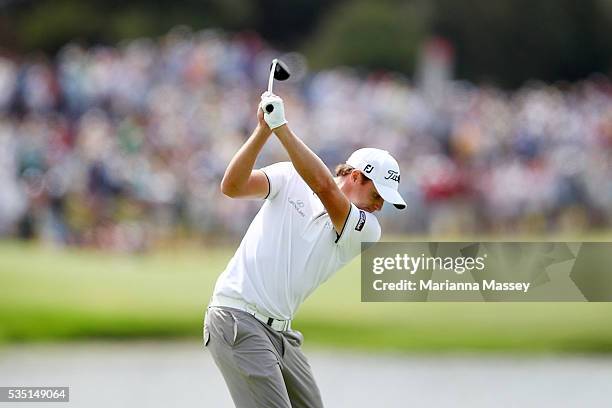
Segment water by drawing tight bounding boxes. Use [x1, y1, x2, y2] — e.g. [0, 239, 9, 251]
[0, 341, 611, 407]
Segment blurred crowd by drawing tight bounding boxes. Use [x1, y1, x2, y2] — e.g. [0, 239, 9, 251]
[0, 28, 610, 250]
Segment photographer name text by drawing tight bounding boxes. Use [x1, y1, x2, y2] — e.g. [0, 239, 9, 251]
[372, 279, 530, 293]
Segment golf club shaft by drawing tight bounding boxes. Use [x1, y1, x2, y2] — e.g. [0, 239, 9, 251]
[267, 59, 277, 94]
[265, 59, 278, 113]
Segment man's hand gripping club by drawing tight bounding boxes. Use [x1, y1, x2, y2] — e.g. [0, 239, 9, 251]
[260, 92, 288, 130]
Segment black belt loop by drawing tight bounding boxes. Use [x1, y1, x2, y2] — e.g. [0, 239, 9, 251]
[267, 317, 274, 326]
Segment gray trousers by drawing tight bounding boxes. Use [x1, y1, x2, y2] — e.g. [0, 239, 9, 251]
[204, 307, 324, 408]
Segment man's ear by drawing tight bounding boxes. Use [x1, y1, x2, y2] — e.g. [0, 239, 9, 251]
[352, 170, 369, 185]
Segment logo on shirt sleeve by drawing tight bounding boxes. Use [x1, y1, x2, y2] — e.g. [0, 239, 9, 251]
[355, 210, 366, 231]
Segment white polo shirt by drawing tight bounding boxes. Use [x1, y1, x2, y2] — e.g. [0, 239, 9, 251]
[211, 161, 381, 320]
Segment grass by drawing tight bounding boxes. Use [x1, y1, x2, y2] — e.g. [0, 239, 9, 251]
[1, 240, 612, 353]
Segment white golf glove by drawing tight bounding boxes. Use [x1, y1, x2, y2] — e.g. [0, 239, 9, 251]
[260, 92, 287, 129]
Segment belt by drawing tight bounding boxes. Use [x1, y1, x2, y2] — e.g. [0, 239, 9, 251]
[209, 295, 291, 332]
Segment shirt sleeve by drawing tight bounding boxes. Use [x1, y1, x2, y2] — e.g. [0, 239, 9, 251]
[259, 161, 293, 201]
[335, 203, 381, 258]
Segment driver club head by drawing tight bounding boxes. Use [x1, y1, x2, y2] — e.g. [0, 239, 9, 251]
[272, 59, 291, 81]
[265, 59, 291, 113]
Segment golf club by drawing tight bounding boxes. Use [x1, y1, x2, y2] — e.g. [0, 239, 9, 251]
[265, 58, 290, 113]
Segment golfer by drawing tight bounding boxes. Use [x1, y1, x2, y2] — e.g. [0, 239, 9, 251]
[204, 93, 406, 407]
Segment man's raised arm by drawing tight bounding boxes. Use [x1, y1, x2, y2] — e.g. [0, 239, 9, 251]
[220, 110, 272, 199]
[261, 95, 350, 234]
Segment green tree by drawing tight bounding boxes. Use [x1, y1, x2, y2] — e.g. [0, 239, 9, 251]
[431, 0, 612, 86]
[1, 0, 255, 52]
[307, 0, 428, 75]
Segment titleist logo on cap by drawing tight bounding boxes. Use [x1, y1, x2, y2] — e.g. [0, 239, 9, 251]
[384, 170, 400, 183]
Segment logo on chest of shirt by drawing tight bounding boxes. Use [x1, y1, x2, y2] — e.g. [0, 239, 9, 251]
[288, 198, 306, 217]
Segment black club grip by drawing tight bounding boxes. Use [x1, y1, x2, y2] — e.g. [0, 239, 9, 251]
[265, 104, 274, 113]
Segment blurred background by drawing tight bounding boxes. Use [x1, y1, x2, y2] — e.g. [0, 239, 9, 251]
[1, 0, 611, 406]
[0, 0, 611, 246]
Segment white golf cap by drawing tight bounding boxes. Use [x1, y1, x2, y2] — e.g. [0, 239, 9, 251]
[346, 148, 406, 209]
